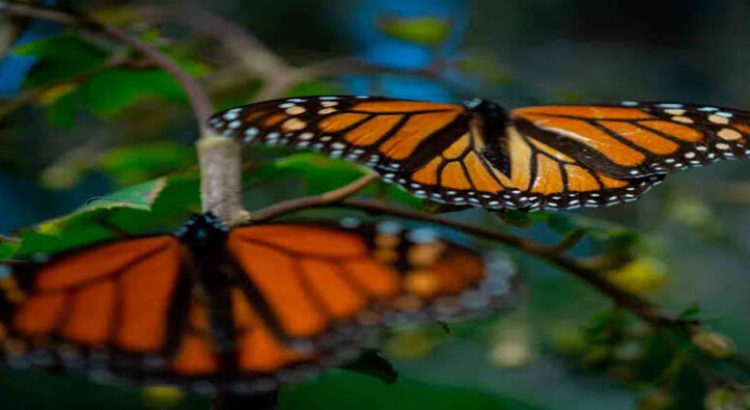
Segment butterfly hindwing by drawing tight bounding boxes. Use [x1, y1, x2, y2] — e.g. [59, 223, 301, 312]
[227, 221, 512, 336]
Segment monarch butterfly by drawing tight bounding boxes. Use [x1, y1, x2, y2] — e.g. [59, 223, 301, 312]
[208, 96, 750, 211]
[0, 213, 512, 394]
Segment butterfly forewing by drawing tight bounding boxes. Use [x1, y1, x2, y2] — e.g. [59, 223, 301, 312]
[209, 96, 468, 172]
[510, 102, 750, 178]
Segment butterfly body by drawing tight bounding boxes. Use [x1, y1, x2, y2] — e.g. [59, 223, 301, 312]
[209, 96, 750, 211]
[465, 98, 512, 177]
[0, 214, 512, 394]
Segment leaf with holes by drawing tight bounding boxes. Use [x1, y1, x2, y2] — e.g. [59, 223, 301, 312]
[14, 173, 199, 256]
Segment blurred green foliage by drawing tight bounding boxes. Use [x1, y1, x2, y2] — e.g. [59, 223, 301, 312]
[14, 34, 108, 87]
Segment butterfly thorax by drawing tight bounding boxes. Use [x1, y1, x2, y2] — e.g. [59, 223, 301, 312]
[465, 98, 512, 177]
[174, 213, 230, 248]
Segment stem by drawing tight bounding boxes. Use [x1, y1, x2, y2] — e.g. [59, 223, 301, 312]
[251, 173, 379, 221]
[197, 134, 249, 223]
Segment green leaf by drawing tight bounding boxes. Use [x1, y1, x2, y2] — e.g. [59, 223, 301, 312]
[281, 371, 546, 410]
[0, 237, 21, 259]
[251, 153, 422, 208]
[285, 79, 341, 98]
[79, 177, 169, 213]
[377, 15, 453, 46]
[671, 361, 708, 410]
[82, 68, 187, 117]
[99, 142, 195, 186]
[136, 28, 210, 77]
[27, 178, 169, 238]
[15, 34, 108, 87]
[546, 213, 578, 235]
[261, 153, 367, 193]
[341, 349, 398, 385]
[0, 369, 210, 410]
[678, 304, 701, 320]
[45, 89, 80, 129]
[496, 210, 532, 228]
[14, 173, 200, 256]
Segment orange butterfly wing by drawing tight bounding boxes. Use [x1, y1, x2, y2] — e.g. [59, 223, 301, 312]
[0, 237, 323, 394]
[503, 102, 750, 209]
[0, 237, 191, 379]
[1, 217, 513, 394]
[227, 222, 510, 335]
[207, 97, 653, 211]
[512, 103, 750, 178]
[210, 97, 750, 211]
[209, 96, 467, 172]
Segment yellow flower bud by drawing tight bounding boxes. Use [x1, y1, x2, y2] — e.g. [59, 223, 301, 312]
[142, 386, 184, 410]
[386, 326, 443, 361]
[692, 331, 737, 359]
[605, 258, 668, 295]
[705, 387, 750, 410]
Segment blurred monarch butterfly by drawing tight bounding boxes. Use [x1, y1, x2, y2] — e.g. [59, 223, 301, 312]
[209, 96, 750, 211]
[0, 213, 512, 394]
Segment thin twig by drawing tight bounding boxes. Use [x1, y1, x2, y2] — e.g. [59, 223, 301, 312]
[132, 3, 296, 101]
[0, 2, 77, 24]
[295, 58, 474, 96]
[251, 173, 380, 221]
[170, 3, 293, 79]
[546, 228, 589, 254]
[132, 4, 474, 100]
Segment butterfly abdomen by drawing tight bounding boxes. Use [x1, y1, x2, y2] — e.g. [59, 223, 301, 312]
[465, 98, 512, 177]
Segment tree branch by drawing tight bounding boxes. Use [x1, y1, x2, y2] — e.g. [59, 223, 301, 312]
[168, 3, 293, 80]
[132, 4, 474, 100]
[252, 196, 689, 329]
[251, 173, 380, 221]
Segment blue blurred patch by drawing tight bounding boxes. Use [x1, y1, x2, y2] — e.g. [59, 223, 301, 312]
[342, 0, 468, 101]
[0, 0, 60, 98]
